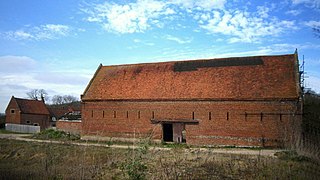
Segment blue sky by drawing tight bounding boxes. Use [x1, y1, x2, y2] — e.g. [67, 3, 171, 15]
[0, 0, 320, 113]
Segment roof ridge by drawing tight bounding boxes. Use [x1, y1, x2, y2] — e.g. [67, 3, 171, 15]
[82, 63, 103, 97]
[100, 53, 295, 68]
[14, 97, 42, 102]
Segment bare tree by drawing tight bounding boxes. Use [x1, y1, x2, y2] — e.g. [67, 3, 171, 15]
[26, 89, 48, 101]
[63, 95, 78, 104]
[51, 95, 64, 105]
[26, 89, 38, 100]
[51, 95, 78, 105]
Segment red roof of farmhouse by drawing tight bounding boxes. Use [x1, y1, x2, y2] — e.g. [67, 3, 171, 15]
[82, 53, 300, 101]
[14, 97, 50, 115]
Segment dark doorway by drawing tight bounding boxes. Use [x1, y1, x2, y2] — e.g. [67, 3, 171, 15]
[163, 123, 173, 142]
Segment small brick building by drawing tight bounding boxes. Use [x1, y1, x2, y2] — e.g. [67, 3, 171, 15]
[5, 96, 50, 130]
[81, 53, 302, 147]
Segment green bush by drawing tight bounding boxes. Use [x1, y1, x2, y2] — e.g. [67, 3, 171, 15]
[275, 151, 310, 162]
[120, 141, 149, 180]
[33, 129, 80, 141]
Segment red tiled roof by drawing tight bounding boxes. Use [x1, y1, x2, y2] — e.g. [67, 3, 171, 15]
[82, 53, 300, 101]
[47, 102, 81, 118]
[14, 97, 50, 115]
[47, 106, 68, 118]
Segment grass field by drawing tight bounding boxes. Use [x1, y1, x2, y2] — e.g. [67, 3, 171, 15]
[0, 138, 319, 179]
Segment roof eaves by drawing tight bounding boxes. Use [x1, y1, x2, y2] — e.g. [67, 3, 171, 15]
[293, 50, 302, 98]
[81, 63, 103, 99]
[14, 97, 25, 113]
[82, 97, 300, 102]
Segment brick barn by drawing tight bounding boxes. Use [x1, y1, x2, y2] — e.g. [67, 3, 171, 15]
[5, 96, 50, 130]
[81, 53, 302, 147]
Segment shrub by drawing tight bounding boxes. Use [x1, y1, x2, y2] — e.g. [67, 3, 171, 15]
[120, 140, 149, 180]
[275, 151, 310, 162]
[33, 129, 80, 141]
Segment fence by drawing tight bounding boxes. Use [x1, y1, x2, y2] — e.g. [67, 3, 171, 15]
[5, 123, 40, 133]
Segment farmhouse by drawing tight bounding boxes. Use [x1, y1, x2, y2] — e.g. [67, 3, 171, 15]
[5, 96, 50, 130]
[81, 53, 302, 147]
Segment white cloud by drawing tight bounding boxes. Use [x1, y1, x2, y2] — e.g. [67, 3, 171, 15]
[200, 7, 298, 43]
[133, 39, 141, 43]
[304, 20, 320, 27]
[306, 75, 320, 93]
[165, 34, 192, 44]
[84, 0, 175, 34]
[285, 9, 302, 16]
[83, 0, 297, 43]
[132, 38, 155, 46]
[257, 43, 320, 55]
[292, 0, 320, 8]
[292, 0, 308, 4]
[257, 6, 270, 18]
[3, 24, 71, 41]
[172, 0, 226, 11]
[0, 56, 37, 73]
[7, 30, 34, 40]
[0, 55, 91, 112]
[40, 24, 70, 37]
[83, 0, 226, 34]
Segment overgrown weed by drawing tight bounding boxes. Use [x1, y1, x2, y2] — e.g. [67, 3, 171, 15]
[1, 139, 320, 179]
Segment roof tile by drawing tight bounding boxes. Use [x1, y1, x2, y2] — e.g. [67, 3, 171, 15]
[15, 98, 50, 115]
[82, 54, 300, 101]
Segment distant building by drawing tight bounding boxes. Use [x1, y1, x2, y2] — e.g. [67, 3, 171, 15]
[47, 102, 82, 133]
[5, 96, 50, 130]
[47, 102, 81, 123]
[81, 53, 302, 147]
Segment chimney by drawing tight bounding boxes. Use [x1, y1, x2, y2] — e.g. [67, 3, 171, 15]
[41, 95, 45, 103]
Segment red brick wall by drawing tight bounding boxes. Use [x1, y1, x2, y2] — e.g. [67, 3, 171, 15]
[81, 100, 301, 147]
[5, 99, 21, 124]
[5, 98, 50, 130]
[57, 121, 82, 134]
[20, 114, 50, 130]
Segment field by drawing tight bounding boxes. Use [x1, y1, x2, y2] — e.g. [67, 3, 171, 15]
[0, 138, 319, 179]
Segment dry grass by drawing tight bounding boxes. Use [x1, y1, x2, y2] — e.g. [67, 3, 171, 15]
[0, 139, 319, 179]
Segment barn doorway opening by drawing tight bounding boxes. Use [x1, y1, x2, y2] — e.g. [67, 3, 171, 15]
[152, 119, 198, 143]
[162, 123, 173, 142]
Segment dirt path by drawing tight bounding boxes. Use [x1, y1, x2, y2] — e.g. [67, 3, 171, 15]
[0, 133, 284, 157]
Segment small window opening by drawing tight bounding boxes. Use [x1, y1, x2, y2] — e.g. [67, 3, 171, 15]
[91, 110, 93, 118]
[245, 112, 247, 120]
[127, 111, 129, 118]
[114, 111, 116, 118]
[138, 111, 140, 119]
[260, 112, 263, 121]
[227, 112, 229, 120]
[10, 109, 15, 114]
[33, 123, 39, 126]
[192, 112, 195, 120]
[26, 120, 31, 124]
[209, 112, 212, 120]
[103, 111, 105, 118]
[152, 111, 155, 119]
